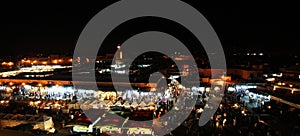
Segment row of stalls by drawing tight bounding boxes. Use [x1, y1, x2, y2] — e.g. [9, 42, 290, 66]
[0, 83, 158, 101]
[70, 91, 158, 135]
[1, 83, 173, 103]
[70, 81, 183, 135]
[77, 99, 156, 110]
[72, 117, 153, 135]
[0, 84, 76, 100]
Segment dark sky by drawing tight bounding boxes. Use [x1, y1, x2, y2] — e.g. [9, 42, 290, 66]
[0, 2, 299, 58]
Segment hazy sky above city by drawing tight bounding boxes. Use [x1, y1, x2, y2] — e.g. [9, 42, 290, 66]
[0, 2, 299, 57]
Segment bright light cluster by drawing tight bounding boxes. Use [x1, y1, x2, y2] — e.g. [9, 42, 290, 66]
[0, 65, 71, 77]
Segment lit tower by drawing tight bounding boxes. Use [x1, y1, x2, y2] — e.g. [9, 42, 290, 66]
[115, 44, 123, 65]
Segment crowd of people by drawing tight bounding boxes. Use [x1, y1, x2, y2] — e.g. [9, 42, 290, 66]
[165, 87, 300, 136]
[2, 80, 300, 135]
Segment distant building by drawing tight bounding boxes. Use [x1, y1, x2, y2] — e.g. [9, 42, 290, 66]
[17, 55, 72, 66]
[227, 68, 263, 80]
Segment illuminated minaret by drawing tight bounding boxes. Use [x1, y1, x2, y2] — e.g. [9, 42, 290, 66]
[116, 44, 123, 65]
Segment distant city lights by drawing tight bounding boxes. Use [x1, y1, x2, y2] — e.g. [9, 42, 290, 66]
[0, 65, 71, 78]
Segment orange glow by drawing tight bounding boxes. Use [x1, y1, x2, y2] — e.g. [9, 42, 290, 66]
[174, 58, 184, 61]
[22, 83, 26, 86]
[52, 60, 58, 64]
[9, 82, 13, 86]
[33, 60, 37, 63]
[7, 62, 14, 66]
[38, 83, 42, 87]
[58, 59, 63, 62]
[2, 62, 14, 66]
[42, 61, 47, 65]
[69, 58, 73, 62]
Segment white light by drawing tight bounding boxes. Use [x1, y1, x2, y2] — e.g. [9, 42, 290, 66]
[241, 85, 247, 89]
[205, 87, 210, 92]
[266, 78, 275, 82]
[199, 87, 205, 92]
[115, 70, 125, 74]
[214, 86, 220, 91]
[227, 87, 236, 92]
[223, 119, 227, 126]
[24, 85, 32, 90]
[197, 108, 204, 113]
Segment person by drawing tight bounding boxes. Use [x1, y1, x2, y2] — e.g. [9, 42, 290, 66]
[157, 112, 161, 118]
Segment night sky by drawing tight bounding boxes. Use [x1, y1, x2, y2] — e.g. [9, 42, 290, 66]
[0, 2, 299, 58]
